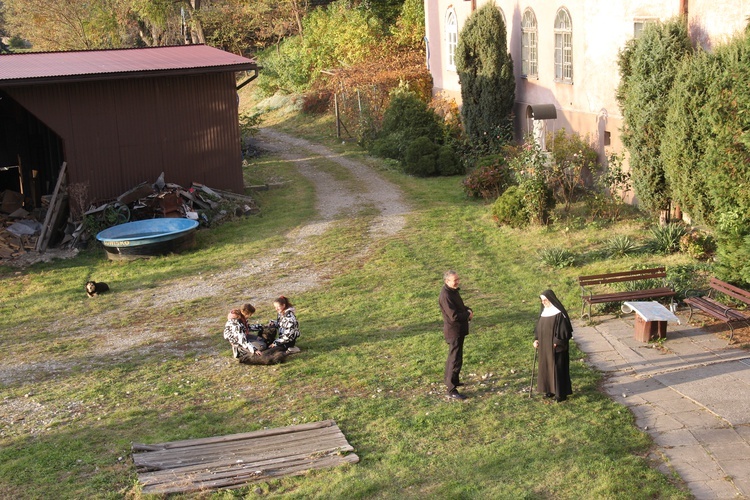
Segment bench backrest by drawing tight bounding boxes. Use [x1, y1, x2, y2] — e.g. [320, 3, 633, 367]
[579, 267, 667, 287]
[709, 277, 750, 305]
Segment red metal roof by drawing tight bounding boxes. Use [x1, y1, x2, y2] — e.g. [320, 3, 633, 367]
[0, 45, 257, 85]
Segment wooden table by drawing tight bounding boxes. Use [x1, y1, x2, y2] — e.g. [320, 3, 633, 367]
[622, 301, 680, 342]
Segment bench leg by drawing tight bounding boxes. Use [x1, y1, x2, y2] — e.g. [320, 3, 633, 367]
[728, 322, 734, 344]
[686, 305, 694, 324]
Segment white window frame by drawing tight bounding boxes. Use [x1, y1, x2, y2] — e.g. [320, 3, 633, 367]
[554, 8, 573, 83]
[522, 9, 538, 78]
[633, 18, 657, 38]
[446, 9, 458, 71]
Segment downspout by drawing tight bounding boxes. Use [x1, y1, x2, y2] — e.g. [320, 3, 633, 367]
[236, 68, 260, 91]
[424, 36, 430, 70]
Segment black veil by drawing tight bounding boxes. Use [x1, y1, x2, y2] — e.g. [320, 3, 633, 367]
[540, 289, 573, 335]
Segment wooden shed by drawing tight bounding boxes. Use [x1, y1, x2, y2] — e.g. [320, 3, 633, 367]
[0, 45, 258, 212]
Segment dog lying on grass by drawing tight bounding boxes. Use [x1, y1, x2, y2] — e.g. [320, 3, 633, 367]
[85, 281, 110, 297]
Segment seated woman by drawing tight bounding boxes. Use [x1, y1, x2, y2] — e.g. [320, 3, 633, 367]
[223, 306, 284, 365]
[265, 296, 301, 354]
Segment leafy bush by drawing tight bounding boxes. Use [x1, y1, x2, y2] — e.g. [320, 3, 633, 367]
[403, 136, 439, 177]
[603, 235, 639, 258]
[679, 229, 716, 260]
[508, 142, 556, 225]
[546, 129, 599, 210]
[256, 1, 382, 95]
[586, 151, 633, 222]
[538, 247, 576, 268]
[379, 89, 443, 144]
[646, 223, 688, 254]
[462, 154, 514, 199]
[369, 87, 461, 177]
[371, 130, 408, 161]
[436, 145, 463, 176]
[667, 263, 713, 299]
[369, 88, 443, 165]
[491, 186, 527, 228]
[390, 0, 425, 48]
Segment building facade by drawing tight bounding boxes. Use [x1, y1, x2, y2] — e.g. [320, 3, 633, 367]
[424, 1, 750, 159]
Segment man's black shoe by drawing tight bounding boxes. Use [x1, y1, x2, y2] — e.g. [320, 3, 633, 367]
[447, 390, 466, 400]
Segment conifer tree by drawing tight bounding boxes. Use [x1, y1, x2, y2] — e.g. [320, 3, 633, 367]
[455, 2, 515, 152]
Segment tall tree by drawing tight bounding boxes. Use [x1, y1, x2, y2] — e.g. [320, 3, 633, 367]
[455, 1, 515, 152]
[3, 0, 132, 50]
[616, 18, 692, 217]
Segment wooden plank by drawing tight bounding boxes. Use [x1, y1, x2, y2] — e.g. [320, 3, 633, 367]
[133, 420, 358, 494]
[35, 162, 66, 252]
[139, 445, 355, 481]
[134, 426, 348, 470]
[142, 452, 359, 494]
[133, 419, 336, 451]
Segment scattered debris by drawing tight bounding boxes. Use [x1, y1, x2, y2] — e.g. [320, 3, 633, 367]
[0, 172, 261, 267]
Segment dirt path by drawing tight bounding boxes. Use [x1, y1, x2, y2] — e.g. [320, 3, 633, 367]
[0, 129, 410, 387]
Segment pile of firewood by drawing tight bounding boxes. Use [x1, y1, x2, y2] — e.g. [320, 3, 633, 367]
[1, 170, 265, 265]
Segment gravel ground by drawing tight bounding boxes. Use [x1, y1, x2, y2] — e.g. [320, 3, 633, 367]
[0, 129, 410, 434]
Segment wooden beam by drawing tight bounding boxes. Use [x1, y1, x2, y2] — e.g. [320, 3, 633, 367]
[35, 162, 67, 252]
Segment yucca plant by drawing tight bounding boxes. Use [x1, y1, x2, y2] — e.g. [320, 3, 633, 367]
[603, 234, 639, 258]
[647, 222, 687, 254]
[538, 247, 576, 268]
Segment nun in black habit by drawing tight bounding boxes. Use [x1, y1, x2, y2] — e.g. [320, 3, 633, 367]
[533, 289, 573, 402]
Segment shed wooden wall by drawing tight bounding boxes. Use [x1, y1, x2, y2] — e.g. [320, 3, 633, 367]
[5, 72, 244, 204]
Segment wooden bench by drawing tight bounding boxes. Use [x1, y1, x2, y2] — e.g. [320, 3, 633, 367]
[579, 267, 676, 319]
[684, 277, 750, 343]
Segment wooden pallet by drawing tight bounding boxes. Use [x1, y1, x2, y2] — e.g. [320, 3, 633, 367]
[132, 420, 359, 494]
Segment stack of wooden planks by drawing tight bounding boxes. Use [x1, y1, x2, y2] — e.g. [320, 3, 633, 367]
[132, 420, 359, 494]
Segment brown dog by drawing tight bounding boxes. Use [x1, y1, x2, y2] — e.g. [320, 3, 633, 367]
[85, 281, 110, 297]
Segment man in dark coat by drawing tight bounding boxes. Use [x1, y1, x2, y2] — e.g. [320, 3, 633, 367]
[439, 270, 473, 400]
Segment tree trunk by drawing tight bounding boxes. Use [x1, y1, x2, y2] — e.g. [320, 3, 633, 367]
[186, 0, 205, 44]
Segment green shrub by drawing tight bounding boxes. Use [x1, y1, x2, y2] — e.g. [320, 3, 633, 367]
[256, 1, 382, 95]
[403, 136, 439, 177]
[603, 235, 639, 258]
[546, 129, 599, 210]
[667, 263, 713, 299]
[646, 223, 688, 254]
[679, 230, 716, 260]
[491, 186, 527, 228]
[508, 142, 556, 225]
[716, 234, 750, 286]
[379, 89, 443, 145]
[371, 88, 444, 165]
[538, 247, 576, 268]
[586, 151, 633, 222]
[370, 131, 408, 161]
[462, 154, 514, 199]
[436, 145, 463, 176]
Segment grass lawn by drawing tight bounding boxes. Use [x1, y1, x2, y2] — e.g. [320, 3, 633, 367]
[0, 99, 694, 498]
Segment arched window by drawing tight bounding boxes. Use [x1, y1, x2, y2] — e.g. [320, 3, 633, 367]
[554, 8, 573, 83]
[522, 9, 538, 78]
[446, 9, 458, 71]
